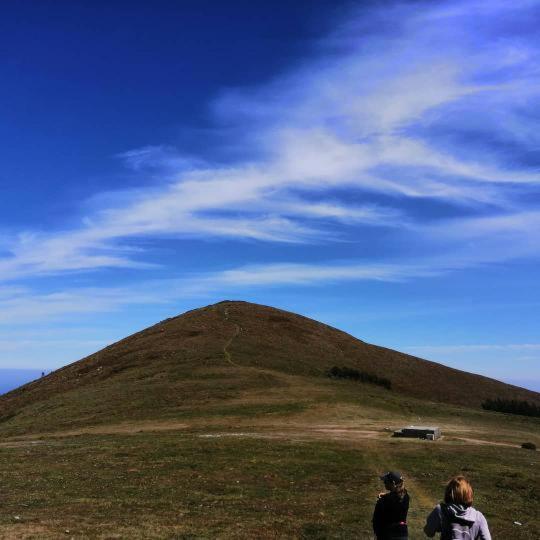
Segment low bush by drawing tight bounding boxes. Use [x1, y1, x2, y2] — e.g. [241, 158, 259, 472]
[481, 398, 540, 418]
[521, 442, 537, 451]
[327, 366, 391, 390]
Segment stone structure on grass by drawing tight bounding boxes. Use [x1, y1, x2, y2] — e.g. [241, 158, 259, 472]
[393, 425, 441, 440]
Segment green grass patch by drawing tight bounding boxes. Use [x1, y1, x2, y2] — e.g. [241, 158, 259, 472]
[0, 431, 538, 539]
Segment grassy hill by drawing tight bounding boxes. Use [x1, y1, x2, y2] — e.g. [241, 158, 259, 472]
[0, 301, 538, 538]
[0, 300, 537, 436]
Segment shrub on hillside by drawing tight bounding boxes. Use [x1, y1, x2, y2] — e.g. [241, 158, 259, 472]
[521, 442, 537, 451]
[327, 366, 391, 390]
[481, 398, 540, 418]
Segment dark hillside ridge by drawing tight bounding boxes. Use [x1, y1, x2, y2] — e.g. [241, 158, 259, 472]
[0, 301, 538, 433]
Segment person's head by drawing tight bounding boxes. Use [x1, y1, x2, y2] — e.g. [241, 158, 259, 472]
[444, 476, 474, 507]
[380, 471, 406, 497]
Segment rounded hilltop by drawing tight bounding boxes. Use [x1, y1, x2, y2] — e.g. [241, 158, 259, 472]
[0, 300, 538, 435]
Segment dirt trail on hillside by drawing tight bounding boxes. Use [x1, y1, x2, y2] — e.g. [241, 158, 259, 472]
[2, 422, 530, 455]
[366, 441, 436, 510]
[453, 436, 521, 448]
[0, 420, 191, 445]
[222, 307, 242, 367]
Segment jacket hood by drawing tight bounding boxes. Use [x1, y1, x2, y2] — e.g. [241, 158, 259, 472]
[442, 504, 478, 525]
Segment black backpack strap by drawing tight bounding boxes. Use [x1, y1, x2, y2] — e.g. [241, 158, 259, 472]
[440, 504, 453, 540]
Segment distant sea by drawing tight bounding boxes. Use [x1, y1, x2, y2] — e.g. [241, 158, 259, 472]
[0, 369, 44, 396]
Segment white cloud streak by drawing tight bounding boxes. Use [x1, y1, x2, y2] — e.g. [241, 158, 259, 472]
[0, 258, 461, 324]
[0, 0, 538, 285]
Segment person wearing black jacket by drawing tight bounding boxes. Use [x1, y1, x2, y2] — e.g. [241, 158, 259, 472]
[372, 471, 409, 540]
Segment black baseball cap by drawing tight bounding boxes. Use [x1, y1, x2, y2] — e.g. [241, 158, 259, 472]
[380, 471, 403, 483]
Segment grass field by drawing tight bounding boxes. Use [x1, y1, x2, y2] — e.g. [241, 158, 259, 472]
[0, 382, 538, 539]
[1, 302, 538, 538]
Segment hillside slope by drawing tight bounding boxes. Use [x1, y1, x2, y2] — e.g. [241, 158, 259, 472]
[0, 300, 538, 434]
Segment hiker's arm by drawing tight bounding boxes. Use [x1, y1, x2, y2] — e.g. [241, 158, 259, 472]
[372, 497, 384, 537]
[423, 507, 440, 537]
[477, 513, 492, 540]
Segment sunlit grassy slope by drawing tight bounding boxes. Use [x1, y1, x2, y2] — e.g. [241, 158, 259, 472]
[1, 300, 538, 435]
[0, 301, 538, 538]
[0, 400, 538, 539]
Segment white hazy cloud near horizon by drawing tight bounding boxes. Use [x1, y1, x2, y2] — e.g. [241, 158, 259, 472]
[0, 0, 539, 389]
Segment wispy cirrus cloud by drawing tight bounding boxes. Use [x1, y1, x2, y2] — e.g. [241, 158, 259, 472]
[0, 0, 539, 286]
[118, 145, 205, 173]
[0, 258, 476, 324]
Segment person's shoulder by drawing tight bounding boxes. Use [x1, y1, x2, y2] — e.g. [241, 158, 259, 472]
[424, 503, 444, 537]
[473, 509, 491, 536]
[431, 503, 443, 515]
[425, 504, 443, 525]
[383, 491, 408, 505]
[474, 508, 487, 522]
[376, 492, 396, 506]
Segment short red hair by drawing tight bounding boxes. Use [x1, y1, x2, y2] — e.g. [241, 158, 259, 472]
[444, 476, 473, 507]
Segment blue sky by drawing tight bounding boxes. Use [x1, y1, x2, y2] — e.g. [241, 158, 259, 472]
[1, 0, 539, 392]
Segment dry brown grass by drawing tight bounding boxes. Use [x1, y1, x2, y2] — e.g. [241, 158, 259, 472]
[1, 301, 538, 437]
[0, 414, 537, 539]
[0, 301, 538, 537]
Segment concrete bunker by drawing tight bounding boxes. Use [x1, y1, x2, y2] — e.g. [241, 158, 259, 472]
[393, 425, 441, 440]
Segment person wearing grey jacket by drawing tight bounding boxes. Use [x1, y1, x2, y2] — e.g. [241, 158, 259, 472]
[424, 476, 491, 539]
